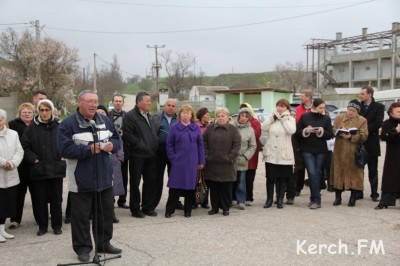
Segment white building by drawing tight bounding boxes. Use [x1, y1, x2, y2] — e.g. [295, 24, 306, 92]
[305, 22, 400, 104]
[188, 86, 229, 101]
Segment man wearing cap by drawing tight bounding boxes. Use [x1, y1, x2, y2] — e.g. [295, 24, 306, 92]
[359, 86, 384, 202]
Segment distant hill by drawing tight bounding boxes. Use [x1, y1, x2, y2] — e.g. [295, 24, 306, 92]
[122, 71, 276, 95]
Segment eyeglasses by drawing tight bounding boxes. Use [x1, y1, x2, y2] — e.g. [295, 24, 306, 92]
[81, 99, 99, 105]
[39, 108, 51, 113]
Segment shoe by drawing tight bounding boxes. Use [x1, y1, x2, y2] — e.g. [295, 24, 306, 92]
[64, 217, 71, 224]
[54, 229, 62, 235]
[309, 203, 321, 209]
[184, 212, 191, 218]
[238, 203, 245, 210]
[304, 179, 310, 186]
[36, 229, 48, 236]
[263, 199, 273, 208]
[175, 202, 184, 210]
[165, 213, 172, 218]
[113, 216, 120, 223]
[131, 211, 145, 218]
[0, 225, 15, 239]
[142, 210, 157, 217]
[308, 201, 314, 207]
[374, 204, 388, 210]
[208, 210, 218, 215]
[371, 196, 379, 202]
[277, 199, 283, 209]
[192, 204, 198, 209]
[245, 201, 252, 206]
[97, 243, 122, 254]
[118, 203, 129, 209]
[286, 199, 294, 205]
[8, 222, 19, 230]
[327, 186, 335, 192]
[222, 210, 229, 216]
[333, 190, 342, 206]
[357, 192, 364, 200]
[295, 191, 301, 197]
[78, 253, 90, 262]
[200, 204, 209, 209]
[348, 190, 357, 207]
[320, 181, 327, 190]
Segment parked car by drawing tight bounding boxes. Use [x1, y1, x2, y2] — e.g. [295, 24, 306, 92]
[330, 107, 347, 125]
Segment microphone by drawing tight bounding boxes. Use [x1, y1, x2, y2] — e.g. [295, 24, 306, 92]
[89, 120, 97, 131]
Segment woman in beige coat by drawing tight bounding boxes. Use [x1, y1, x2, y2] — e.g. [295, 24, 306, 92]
[262, 99, 296, 209]
[331, 100, 368, 207]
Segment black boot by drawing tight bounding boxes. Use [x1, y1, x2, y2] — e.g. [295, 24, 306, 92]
[276, 180, 286, 209]
[348, 190, 357, 207]
[263, 180, 274, 208]
[333, 189, 342, 206]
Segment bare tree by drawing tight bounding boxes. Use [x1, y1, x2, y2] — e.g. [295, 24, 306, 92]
[160, 50, 201, 98]
[96, 55, 124, 104]
[271, 61, 310, 93]
[0, 28, 79, 109]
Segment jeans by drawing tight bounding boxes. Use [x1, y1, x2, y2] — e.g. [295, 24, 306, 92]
[236, 171, 247, 204]
[302, 152, 326, 205]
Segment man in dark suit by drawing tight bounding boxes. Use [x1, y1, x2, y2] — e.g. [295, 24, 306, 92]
[359, 86, 385, 202]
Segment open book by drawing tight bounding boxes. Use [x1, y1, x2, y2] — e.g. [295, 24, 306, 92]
[335, 127, 358, 136]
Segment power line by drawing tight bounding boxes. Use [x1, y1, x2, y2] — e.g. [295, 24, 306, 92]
[78, 0, 370, 9]
[45, 0, 377, 35]
[0, 22, 29, 26]
[96, 54, 136, 76]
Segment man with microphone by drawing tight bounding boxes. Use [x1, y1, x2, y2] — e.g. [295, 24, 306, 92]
[57, 90, 122, 263]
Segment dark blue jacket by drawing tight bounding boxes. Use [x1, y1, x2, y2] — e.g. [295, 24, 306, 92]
[57, 110, 119, 192]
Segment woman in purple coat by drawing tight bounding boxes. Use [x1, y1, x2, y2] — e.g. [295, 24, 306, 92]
[165, 105, 205, 218]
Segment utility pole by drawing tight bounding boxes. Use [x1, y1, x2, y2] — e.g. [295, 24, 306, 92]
[93, 53, 97, 93]
[146, 45, 165, 111]
[146, 45, 165, 91]
[34, 20, 42, 89]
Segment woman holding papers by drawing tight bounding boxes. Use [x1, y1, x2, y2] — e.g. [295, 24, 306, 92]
[331, 100, 368, 207]
[296, 98, 334, 209]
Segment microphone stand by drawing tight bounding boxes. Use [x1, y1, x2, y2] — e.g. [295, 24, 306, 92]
[58, 122, 121, 266]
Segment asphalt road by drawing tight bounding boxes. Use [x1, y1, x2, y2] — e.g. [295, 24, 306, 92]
[1, 141, 399, 266]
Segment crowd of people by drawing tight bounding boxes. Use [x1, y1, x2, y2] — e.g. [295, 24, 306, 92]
[0, 86, 399, 262]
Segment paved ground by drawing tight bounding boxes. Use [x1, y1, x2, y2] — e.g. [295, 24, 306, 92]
[2, 142, 399, 266]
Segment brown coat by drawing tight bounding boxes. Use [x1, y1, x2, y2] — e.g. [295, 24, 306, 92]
[331, 113, 368, 190]
[203, 123, 241, 182]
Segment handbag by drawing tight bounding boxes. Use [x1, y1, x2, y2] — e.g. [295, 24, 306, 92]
[355, 139, 368, 168]
[195, 169, 207, 205]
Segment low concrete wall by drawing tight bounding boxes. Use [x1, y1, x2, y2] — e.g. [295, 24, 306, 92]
[0, 92, 19, 120]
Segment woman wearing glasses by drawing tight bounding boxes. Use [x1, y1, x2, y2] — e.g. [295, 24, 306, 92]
[21, 99, 66, 236]
[7, 103, 35, 230]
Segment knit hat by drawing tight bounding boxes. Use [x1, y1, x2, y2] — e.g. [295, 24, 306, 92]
[196, 107, 209, 121]
[347, 99, 362, 113]
[239, 103, 256, 118]
[37, 99, 54, 114]
[238, 107, 252, 120]
[97, 105, 108, 115]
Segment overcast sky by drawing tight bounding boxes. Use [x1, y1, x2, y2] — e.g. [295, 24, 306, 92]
[0, 0, 399, 79]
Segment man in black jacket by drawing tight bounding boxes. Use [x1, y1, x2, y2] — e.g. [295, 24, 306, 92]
[359, 86, 385, 202]
[122, 92, 159, 218]
[108, 94, 129, 209]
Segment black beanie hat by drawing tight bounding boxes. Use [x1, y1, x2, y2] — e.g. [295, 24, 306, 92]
[347, 99, 362, 113]
[97, 105, 108, 114]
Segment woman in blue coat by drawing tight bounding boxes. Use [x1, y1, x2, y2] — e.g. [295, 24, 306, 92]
[165, 105, 205, 218]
